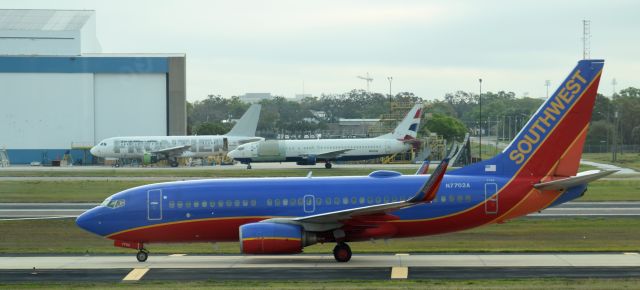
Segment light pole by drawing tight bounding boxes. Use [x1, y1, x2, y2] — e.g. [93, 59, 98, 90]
[387, 77, 393, 114]
[545, 80, 551, 98]
[479, 78, 482, 160]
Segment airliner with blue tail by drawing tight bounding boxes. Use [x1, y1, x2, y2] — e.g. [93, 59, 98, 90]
[77, 59, 612, 262]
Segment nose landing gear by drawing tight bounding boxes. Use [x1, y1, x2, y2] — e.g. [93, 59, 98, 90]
[136, 249, 149, 262]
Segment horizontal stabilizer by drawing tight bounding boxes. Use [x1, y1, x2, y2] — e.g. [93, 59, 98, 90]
[533, 170, 617, 191]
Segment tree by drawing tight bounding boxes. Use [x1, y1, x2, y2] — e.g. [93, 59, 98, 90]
[425, 113, 468, 141]
[193, 122, 231, 135]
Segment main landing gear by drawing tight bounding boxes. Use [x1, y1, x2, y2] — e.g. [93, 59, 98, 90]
[333, 242, 352, 262]
[169, 158, 179, 167]
[324, 162, 333, 169]
[246, 163, 252, 169]
[136, 248, 149, 262]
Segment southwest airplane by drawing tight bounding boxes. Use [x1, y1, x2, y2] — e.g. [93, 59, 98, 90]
[90, 104, 262, 167]
[227, 103, 423, 169]
[77, 59, 611, 263]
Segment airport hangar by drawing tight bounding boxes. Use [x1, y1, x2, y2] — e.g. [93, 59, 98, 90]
[0, 9, 186, 165]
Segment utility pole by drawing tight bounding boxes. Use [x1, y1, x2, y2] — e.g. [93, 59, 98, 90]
[612, 111, 619, 162]
[478, 78, 483, 160]
[545, 80, 551, 98]
[582, 20, 591, 60]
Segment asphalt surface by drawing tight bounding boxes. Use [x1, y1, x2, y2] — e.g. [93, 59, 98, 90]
[0, 253, 639, 282]
[2, 201, 640, 219]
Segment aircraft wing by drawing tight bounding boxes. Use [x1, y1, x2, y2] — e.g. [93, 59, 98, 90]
[151, 145, 191, 157]
[265, 157, 449, 228]
[310, 149, 352, 159]
[533, 170, 617, 191]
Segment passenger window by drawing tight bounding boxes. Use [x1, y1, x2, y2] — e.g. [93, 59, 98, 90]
[325, 197, 332, 205]
[242, 200, 249, 207]
[465, 195, 472, 202]
[305, 198, 312, 206]
[218, 200, 224, 208]
[234, 200, 240, 207]
[226, 200, 232, 207]
[267, 199, 273, 206]
[297, 198, 303, 205]
[440, 196, 446, 203]
[194, 201, 200, 208]
[251, 199, 257, 207]
[177, 201, 183, 208]
[316, 198, 322, 206]
[375, 196, 382, 204]
[275, 199, 281, 207]
[359, 197, 365, 204]
[457, 196, 463, 202]
[169, 201, 175, 208]
[289, 198, 296, 206]
[210, 201, 216, 208]
[282, 199, 288, 206]
[351, 197, 357, 204]
[202, 200, 207, 207]
[186, 201, 192, 208]
[384, 196, 390, 203]
[367, 196, 373, 204]
[449, 196, 455, 202]
[334, 197, 341, 205]
[343, 197, 349, 205]
[392, 196, 398, 202]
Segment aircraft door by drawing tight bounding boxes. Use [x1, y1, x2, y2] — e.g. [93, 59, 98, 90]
[484, 183, 498, 214]
[223, 138, 229, 152]
[147, 189, 163, 220]
[303, 194, 315, 213]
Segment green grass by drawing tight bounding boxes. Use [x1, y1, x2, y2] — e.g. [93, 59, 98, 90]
[1, 217, 638, 254]
[583, 152, 640, 171]
[3, 279, 640, 289]
[580, 179, 640, 201]
[0, 181, 153, 203]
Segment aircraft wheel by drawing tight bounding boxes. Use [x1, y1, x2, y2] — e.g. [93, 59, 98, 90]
[170, 160, 179, 167]
[247, 164, 252, 169]
[333, 242, 351, 262]
[136, 250, 148, 262]
[325, 162, 332, 169]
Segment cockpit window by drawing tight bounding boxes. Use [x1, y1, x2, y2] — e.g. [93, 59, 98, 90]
[102, 198, 125, 209]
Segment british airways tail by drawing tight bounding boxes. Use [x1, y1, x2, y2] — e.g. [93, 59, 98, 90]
[377, 103, 423, 140]
[450, 59, 604, 178]
[227, 104, 262, 137]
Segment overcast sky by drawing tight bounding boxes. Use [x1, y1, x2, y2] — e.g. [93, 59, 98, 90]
[5, 0, 639, 101]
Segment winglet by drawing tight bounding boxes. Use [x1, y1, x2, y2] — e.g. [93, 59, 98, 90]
[415, 159, 430, 175]
[408, 158, 449, 203]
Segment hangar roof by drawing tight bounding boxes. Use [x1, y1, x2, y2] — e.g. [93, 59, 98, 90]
[0, 9, 94, 31]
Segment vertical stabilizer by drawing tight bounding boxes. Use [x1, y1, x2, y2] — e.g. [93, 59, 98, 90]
[226, 104, 262, 137]
[377, 103, 423, 140]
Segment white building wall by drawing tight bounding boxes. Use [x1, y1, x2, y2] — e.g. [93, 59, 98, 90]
[0, 73, 94, 148]
[0, 30, 81, 55]
[93, 73, 166, 142]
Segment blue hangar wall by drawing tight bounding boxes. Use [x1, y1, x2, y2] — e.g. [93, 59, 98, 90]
[0, 55, 186, 165]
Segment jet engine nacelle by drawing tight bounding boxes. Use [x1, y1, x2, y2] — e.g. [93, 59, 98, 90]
[239, 222, 317, 254]
[296, 155, 317, 165]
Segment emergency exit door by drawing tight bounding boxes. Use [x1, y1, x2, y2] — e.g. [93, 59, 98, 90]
[484, 183, 498, 214]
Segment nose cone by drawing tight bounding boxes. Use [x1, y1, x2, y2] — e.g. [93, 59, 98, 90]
[76, 207, 102, 236]
[227, 149, 237, 159]
[90, 146, 99, 157]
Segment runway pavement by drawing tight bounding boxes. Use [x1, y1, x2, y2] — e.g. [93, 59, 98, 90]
[0, 253, 639, 282]
[2, 201, 640, 219]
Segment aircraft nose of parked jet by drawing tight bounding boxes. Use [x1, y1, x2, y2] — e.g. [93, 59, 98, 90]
[90, 145, 99, 156]
[227, 149, 239, 159]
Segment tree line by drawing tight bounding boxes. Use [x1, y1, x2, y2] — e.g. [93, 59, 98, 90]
[187, 87, 640, 148]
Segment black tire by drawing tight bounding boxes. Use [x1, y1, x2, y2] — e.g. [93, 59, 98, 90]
[325, 163, 332, 169]
[332, 243, 352, 262]
[136, 250, 148, 262]
[247, 164, 252, 169]
[170, 161, 179, 167]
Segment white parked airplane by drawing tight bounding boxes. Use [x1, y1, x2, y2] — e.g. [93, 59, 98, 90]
[227, 103, 423, 169]
[91, 104, 263, 167]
